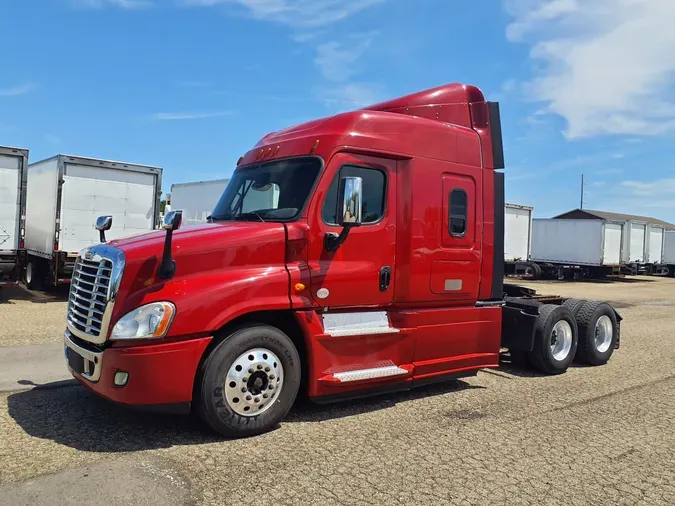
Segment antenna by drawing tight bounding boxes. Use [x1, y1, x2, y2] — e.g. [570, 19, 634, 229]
[580, 174, 584, 209]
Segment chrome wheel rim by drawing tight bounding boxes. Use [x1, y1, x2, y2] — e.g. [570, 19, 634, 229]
[225, 348, 283, 417]
[550, 320, 573, 361]
[595, 315, 613, 353]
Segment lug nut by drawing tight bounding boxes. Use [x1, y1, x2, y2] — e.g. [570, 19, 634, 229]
[254, 397, 260, 403]
[269, 374, 275, 380]
[265, 366, 270, 372]
[263, 393, 269, 399]
[243, 377, 248, 382]
[248, 368, 254, 374]
[241, 387, 247, 393]
[269, 385, 274, 390]
[246, 395, 252, 401]
[257, 364, 263, 370]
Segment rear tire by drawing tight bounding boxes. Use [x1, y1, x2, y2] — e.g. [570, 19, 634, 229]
[562, 298, 587, 316]
[575, 300, 618, 366]
[25, 260, 42, 290]
[196, 324, 301, 438]
[528, 304, 578, 375]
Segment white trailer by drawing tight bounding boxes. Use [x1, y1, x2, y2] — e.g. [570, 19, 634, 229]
[24, 154, 162, 289]
[170, 178, 230, 226]
[0, 146, 29, 285]
[170, 177, 280, 226]
[529, 219, 624, 279]
[503, 203, 535, 277]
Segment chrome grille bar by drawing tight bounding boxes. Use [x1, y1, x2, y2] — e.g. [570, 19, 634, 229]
[65, 244, 126, 345]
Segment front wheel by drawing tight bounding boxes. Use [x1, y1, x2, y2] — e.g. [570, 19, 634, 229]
[195, 324, 301, 438]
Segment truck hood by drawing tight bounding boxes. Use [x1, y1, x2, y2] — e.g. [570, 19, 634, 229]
[109, 221, 285, 256]
[108, 221, 288, 299]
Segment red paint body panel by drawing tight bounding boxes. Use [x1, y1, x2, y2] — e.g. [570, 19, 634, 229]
[107, 222, 291, 340]
[72, 83, 509, 409]
[76, 338, 212, 405]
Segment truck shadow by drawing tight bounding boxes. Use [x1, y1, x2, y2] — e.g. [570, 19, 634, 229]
[6, 379, 483, 452]
[0, 285, 69, 304]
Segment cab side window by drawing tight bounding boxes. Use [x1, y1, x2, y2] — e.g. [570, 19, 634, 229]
[449, 189, 467, 237]
[322, 165, 386, 225]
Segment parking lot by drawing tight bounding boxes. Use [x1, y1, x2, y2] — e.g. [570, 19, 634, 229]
[1, 277, 674, 506]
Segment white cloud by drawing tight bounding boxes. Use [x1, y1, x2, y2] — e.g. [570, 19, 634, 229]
[0, 82, 38, 96]
[150, 111, 231, 120]
[620, 178, 675, 199]
[314, 32, 376, 82]
[505, 0, 675, 139]
[320, 82, 381, 109]
[73, 0, 151, 8]
[180, 0, 385, 28]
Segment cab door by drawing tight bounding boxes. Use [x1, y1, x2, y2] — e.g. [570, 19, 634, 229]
[307, 152, 397, 308]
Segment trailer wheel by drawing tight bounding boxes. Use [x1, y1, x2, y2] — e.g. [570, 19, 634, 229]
[562, 298, 587, 316]
[575, 301, 618, 366]
[528, 304, 578, 375]
[25, 260, 42, 290]
[195, 324, 301, 438]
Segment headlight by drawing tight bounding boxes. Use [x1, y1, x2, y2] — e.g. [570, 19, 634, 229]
[110, 302, 176, 340]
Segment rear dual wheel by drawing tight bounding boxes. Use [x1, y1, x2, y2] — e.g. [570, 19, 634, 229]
[529, 304, 578, 375]
[526, 300, 618, 374]
[575, 301, 618, 365]
[195, 325, 301, 438]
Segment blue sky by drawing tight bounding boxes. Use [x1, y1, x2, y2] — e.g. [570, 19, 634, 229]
[1, 0, 674, 221]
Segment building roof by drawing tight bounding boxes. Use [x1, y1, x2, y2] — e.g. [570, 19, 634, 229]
[553, 209, 675, 229]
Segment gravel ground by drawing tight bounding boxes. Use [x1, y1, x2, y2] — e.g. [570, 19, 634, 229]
[1, 276, 674, 505]
[0, 286, 68, 347]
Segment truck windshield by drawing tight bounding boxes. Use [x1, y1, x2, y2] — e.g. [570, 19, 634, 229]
[209, 156, 321, 222]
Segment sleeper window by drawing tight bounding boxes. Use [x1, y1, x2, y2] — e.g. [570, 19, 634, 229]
[449, 189, 467, 237]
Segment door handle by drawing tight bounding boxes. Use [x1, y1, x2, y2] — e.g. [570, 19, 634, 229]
[379, 266, 392, 292]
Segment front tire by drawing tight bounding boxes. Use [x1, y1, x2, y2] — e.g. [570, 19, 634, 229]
[529, 304, 578, 375]
[196, 325, 301, 438]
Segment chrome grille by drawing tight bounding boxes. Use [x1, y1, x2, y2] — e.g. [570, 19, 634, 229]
[67, 256, 113, 338]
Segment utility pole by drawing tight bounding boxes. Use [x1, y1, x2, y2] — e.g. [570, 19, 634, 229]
[580, 174, 584, 209]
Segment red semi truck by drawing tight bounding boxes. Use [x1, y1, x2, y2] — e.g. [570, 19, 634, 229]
[63, 83, 621, 437]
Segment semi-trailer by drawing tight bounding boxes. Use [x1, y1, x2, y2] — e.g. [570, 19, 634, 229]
[24, 154, 163, 289]
[528, 219, 624, 280]
[503, 203, 534, 277]
[0, 146, 28, 286]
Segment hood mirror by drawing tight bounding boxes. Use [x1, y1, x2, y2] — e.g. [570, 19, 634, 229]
[162, 210, 183, 231]
[158, 210, 183, 279]
[95, 215, 113, 243]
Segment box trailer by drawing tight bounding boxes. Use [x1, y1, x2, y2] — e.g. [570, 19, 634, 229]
[170, 178, 230, 226]
[24, 154, 162, 289]
[529, 219, 623, 279]
[503, 203, 534, 276]
[655, 231, 675, 276]
[0, 146, 28, 285]
[170, 177, 280, 226]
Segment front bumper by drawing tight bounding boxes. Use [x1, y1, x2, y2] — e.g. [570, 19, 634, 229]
[64, 330, 212, 409]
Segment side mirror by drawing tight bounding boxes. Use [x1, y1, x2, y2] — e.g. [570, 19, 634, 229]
[162, 210, 183, 231]
[325, 176, 363, 252]
[158, 210, 183, 279]
[95, 215, 113, 243]
[337, 176, 363, 227]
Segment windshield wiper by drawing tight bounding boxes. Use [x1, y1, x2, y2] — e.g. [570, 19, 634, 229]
[235, 212, 266, 222]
